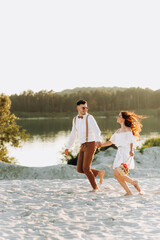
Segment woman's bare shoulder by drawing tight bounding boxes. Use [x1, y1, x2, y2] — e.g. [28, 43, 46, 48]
[116, 127, 132, 133]
[116, 128, 121, 133]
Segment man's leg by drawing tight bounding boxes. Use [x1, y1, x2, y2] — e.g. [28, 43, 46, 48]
[83, 142, 99, 190]
[89, 143, 105, 184]
[77, 144, 84, 173]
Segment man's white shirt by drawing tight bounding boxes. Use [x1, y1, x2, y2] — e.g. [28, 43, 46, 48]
[67, 113, 102, 149]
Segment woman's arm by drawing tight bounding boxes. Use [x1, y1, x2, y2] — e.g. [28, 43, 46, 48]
[129, 143, 134, 156]
[101, 141, 113, 147]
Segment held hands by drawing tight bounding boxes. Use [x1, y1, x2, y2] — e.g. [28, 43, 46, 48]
[95, 142, 102, 148]
[100, 143, 106, 148]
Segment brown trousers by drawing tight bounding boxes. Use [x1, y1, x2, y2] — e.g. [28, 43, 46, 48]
[77, 141, 99, 189]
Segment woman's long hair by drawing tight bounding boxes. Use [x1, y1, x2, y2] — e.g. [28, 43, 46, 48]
[120, 111, 146, 140]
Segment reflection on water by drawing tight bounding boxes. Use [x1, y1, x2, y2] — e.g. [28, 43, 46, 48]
[8, 116, 160, 167]
[9, 131, 69, 167]
[17, 118, 72, 140]
[17, 116, 160, 138]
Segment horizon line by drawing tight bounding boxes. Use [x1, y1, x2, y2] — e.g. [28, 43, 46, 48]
[1, 86, 160, 96]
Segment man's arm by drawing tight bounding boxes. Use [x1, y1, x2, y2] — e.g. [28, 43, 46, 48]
[89, 115, 102, 147]
[64, 118, 77, 155]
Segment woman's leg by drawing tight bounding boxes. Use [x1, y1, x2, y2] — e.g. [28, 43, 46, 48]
[113, 169, 132, 195]
[123, 175, 134, 185]
[133, 180, 141, 193]
[123, 176, 141, 193]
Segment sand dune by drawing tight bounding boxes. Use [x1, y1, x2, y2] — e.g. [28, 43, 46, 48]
[0, 147, 160, 180]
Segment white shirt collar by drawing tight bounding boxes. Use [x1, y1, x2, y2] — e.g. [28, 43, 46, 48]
[77, 113, 88, 118]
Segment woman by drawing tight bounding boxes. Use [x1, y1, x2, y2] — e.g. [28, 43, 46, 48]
[101, 111, 145, 196]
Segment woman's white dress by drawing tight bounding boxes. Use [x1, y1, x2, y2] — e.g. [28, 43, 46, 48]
[110, 131, 137, 169]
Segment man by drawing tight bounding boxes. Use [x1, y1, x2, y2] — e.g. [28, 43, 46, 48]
[64, 99, 105, 192]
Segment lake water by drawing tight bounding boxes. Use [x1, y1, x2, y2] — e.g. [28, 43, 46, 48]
[9, 116, 160, 167]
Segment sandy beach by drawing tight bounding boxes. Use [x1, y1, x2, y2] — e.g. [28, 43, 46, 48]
[0, 178, 160, 240]
[1, 147, 160, 239]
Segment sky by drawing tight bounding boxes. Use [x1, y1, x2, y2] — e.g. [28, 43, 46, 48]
[0, 0, 160, 95]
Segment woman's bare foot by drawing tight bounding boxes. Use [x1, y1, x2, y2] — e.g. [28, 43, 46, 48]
[133, 180, 141, 193]
[98, 170, 105, 184]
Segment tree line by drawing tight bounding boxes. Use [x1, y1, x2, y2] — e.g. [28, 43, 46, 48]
[9, 87, 160, 113]
[0, 95, 28, 163]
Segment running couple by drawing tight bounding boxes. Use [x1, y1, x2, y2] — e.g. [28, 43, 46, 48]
[65, 99, 144, 195]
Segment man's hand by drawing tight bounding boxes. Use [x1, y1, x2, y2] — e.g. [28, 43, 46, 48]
[95, 142, 102, 148]
[64, 149, 69, 156]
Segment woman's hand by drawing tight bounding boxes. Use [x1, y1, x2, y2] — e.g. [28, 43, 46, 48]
[129, 151, 134, 157]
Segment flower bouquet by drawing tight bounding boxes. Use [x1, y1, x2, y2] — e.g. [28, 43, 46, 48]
[117, 163, 129, 176]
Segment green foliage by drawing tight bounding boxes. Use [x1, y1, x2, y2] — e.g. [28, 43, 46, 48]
[143, 137, 160, 147]
[9, 87, 160, 115]
[61, 145, 79, 165]
[138, 137, 160, 154]
[62, 151, 79, 165]
[137, 146, 144, 154]
[104, 130, 114, 141]
[0, 94, 29, 163]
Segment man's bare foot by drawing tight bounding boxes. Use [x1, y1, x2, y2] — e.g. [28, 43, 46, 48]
[124, 192, 133, 196]
[138, 191, 144, 195]
[90, 188, 99, 193]
[98, 170, 105, 184]
[133, 180, 141, 193]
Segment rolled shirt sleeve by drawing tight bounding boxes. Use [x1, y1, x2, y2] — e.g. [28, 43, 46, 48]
[66, 118, 77, 149]
[89, 115, 102, 142]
